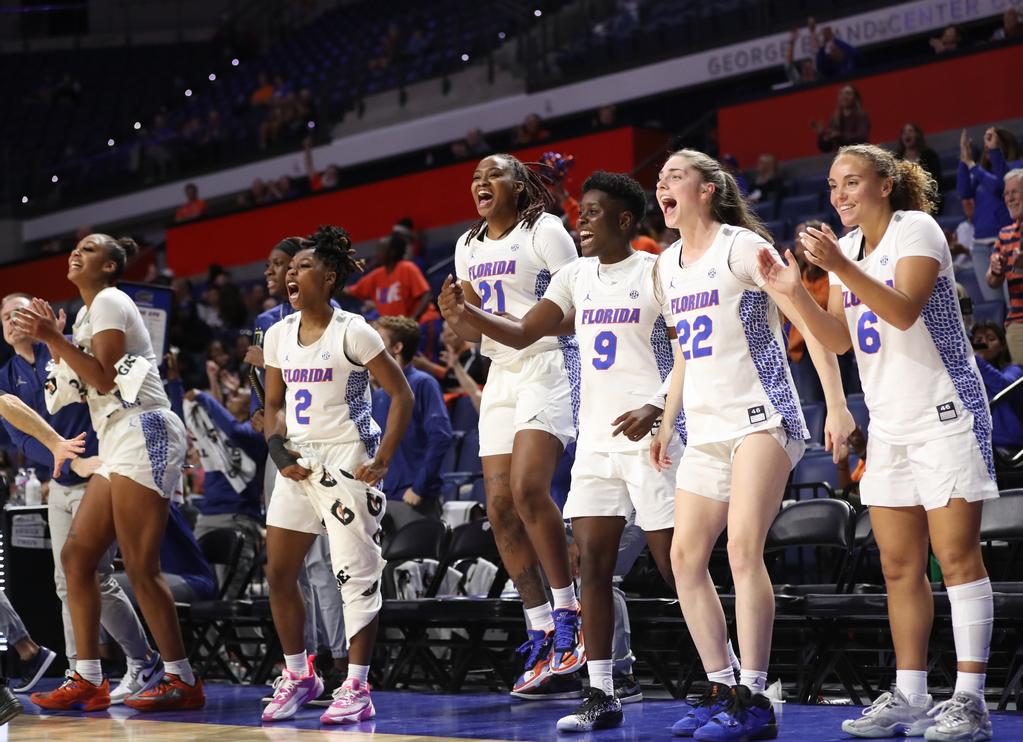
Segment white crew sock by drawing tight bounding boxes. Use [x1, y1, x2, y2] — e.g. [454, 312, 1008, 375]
[707, 666, 736, 687]
[347, 663, 370, 685]
[284, 651, 309, 677]
[726, 640, 740, 672]
[896, 669, 929, 707]
[164, 658, 195, 686]
[954, 671, 986, 696]
[588, 659, 614, 696]
[525, 602, 555, 633]
[76, 659, 102, 686]
[551, 584, 578, 612]
[739, 669, 768, 695]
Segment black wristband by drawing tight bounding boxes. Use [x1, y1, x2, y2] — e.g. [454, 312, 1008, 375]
[268, 434, 298, 471]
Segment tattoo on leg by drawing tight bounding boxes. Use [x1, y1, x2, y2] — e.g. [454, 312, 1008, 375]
[512, 563, 548, 607]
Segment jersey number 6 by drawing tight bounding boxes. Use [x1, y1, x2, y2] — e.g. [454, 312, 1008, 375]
[856, 311, 881, 354]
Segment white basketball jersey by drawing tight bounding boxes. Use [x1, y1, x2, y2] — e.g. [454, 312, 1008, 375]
[455, 213, 580, 367]
[263, 308, 381, 455]
[544, 252, 685, 452]
[657, 226, 808, 447]
[830, 210, 994, 476]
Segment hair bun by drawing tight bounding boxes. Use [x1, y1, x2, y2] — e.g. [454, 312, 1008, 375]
[310, 225, 352, 253]
[117, 237, 139, 258]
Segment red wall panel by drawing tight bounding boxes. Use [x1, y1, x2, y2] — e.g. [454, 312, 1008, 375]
[719, 46, 1023, 168]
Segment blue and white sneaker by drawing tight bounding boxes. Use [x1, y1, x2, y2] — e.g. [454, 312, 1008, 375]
[111, 652, 164, 705]
[12, 645, 56, 693]
[549, 608, 586, 675]
[693, 684, 778, 741]
[672, 682, 732, 737]
[511, 630, 554, 695]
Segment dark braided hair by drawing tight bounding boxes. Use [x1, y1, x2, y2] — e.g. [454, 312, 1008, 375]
[272, 236, 304, 258]
[90, 233, 139, 284]
[304, 225, 364, 295]
[464, 154, 556, 244]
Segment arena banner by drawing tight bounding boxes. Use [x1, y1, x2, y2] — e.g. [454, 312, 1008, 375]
[718, 44, 1023, 166]
[120, 282, 174, 358]
[164, 127, 659, 277]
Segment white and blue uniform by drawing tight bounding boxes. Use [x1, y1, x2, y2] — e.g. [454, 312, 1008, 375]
[543, 252, 683, 530]
[71, 287, 186, 499]
[657, 225, 808, 501]
[455, 213, 581, 456]
[831, 210, 998, 509]
[263, 308, 388, 637]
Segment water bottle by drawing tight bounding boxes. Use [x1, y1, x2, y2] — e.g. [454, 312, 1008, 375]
[25, 470, 42, 507]
[13, 468, 28, 506]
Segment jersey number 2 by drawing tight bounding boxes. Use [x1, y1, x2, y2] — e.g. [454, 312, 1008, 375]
[478, 280, 506, 314]
[675, 315, 713, 360]
[294, 389, 312, 424]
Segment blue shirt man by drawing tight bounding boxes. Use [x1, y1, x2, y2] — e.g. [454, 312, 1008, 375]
[371, 316, 453, 513]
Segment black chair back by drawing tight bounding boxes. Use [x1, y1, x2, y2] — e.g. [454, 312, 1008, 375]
[980, 490, 1023, 581]
[382, 519, 449, 563]
[197, 527, 245, 599]
[765, 498, 855, 589]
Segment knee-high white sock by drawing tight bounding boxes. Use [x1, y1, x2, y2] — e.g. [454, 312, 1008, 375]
[948, 577, 993, 666]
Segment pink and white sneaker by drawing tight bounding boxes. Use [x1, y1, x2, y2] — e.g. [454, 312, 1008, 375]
[261, 656, 324, 722]
[319, 678, 375, 725]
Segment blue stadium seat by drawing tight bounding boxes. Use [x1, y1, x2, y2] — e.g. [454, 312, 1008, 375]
[973, 300, 1006, 326]
[846, 393, 870, 434]
[778, 193, 824, 223]
[802, 402, 825, 447]
[449, 395, 480, 433]
[942, 191, 964, 217]
[956, 268, 984, 306]
[792, 449, 839, 490]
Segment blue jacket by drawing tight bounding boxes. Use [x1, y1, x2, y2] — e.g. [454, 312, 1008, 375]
[816, 38, 859, 78]
[372, 365, 453, 500]
[0, 343, 98, 486]
[165, 382, 265, 520]
[162, 504, 217, 601]
[977, 357, 1023, 448]
[957, 150, 1023, 240]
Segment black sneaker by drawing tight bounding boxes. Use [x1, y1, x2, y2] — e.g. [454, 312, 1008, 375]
[613, 673, 643, 704]
[0, 685, 23, 725]
[510, 670, 584, 701]
[309, 666, 346, 707]
[13, 645, 57, 693]
[556, 687, 624, 732]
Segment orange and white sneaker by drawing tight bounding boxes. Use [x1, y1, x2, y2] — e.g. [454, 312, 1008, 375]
[31, 671, 111, 712]
[124, 674, 205, 712]
[511, 630, 554, 695]
[549, 607, 586, 675]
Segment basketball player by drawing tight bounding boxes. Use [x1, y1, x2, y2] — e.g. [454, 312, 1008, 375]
[15, 235, 203, 712]
[260, 226, 413, 724]
[650, 150, 853, 741]
[439, 170, 684, 731]
[758, 144, 996, 742]
[441, 153, 584, 698]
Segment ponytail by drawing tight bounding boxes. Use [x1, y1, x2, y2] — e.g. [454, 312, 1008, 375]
[464, 154, 556, 244]
[837, 144, 937, 215]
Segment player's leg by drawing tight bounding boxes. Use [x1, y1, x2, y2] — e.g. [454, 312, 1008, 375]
[556, 515, 626, 732]
[32, 474, 117, 711]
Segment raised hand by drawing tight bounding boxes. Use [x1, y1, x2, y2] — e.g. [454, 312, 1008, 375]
[757, 247, 801, 297]
[437, 275, 466, 321]
[800, 223, 847, 273]
[50, 432, 87, 478]
[12, 304, 60, 343]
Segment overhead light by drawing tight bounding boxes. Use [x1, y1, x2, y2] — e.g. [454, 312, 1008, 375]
[231, 58, 239, 66]
[208, 73, 216, 81]
[20, 196, 28, 204]
[307, 120, 315, 129]
[461, 53, 469, 62]
[185, 89, 193, 97]
[534, 9, 542, 16]
[498, 31, 506, 40]
[107, 138, 115, 146]
[51, 175, 59, 183]
[133, 121, 142, 130]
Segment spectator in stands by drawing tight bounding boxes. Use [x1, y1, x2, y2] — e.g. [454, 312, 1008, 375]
[591, 104, 618, 130]
[343, 234, 438, 321]
[270, 174, 298, 200]
[631, 223, 662, 255]
[512, 113, 551, 146]
[198, 110, 225, 162]
[369, 23, 403, 71]
[783, 27, 818, 85]
[416, 320, 490, 400]
[141, 113, 175, 182]
[392, 218, 421, 259]
[179, 383, 266, 597]
[810, 21, 859, 78]
[785, 220, 830, 400]
[450, 128, 490, 161]
[238, 178, 275, 207]
[963, 127, 1023, 302]
[721, 154, 748, 195]
[401, 28, 431, 60]
[972, 320, 1023, 450]
[371, 316, 453, 517]
[894, 123, 941, 187]
[813, 84, 870, 152]
[930, 24, 962, 54]
[986, 169, 1023, 362]
[747, 153, 785, 206]
[251, 73, 275, 107]
[301, 136, 340, 191]
[992, 8, 1022, 41]
[174, 183, 207, 223]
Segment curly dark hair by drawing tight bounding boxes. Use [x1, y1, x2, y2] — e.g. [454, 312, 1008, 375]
[581, 170, 647, 229]
[304, 225, 364, 294]
[464, 154, 556, 244]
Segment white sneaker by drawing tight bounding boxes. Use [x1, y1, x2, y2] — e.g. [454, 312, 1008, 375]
[110, 653, 163, 705]
[842, 687, 934, 738]
[924, 691, 993, 742]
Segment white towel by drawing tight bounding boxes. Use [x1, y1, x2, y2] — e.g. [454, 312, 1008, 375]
[183, 398, 258, 494]
[43, 358, 86, 413]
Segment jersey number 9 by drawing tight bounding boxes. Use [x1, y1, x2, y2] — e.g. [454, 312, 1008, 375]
[592, 330, 617, 370]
